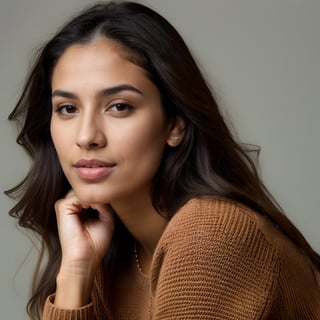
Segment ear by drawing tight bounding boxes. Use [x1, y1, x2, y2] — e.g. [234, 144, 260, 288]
[167, 116, 186, 147]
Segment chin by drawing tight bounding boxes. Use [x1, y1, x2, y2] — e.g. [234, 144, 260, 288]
[74, 189, 111, 205]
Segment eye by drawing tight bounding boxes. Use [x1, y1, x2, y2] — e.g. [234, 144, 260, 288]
[108, 103, 133, 113]
[56, 104, 78, 115]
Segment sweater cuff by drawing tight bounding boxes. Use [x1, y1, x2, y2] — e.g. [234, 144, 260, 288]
[43, 294, 94, 320]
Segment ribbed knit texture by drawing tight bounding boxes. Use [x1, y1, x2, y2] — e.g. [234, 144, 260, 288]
[43, 295, 94, 319]
[43, 198, 320, 319]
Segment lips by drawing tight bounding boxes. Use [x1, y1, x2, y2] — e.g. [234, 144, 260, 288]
[75, 159, 114, 168]
[74, 159, 115, 180]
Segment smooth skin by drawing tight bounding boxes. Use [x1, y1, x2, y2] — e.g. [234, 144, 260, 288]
[50, 37, 185, 308]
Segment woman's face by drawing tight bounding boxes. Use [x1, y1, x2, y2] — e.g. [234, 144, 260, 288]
[50, 38, 174, 205]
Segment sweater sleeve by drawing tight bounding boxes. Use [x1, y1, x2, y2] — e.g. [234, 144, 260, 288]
[150, 199, 279, 320]
[43, 294, 94, 320]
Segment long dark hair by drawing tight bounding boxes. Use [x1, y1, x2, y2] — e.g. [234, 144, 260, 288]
[5, 1, 320, 319]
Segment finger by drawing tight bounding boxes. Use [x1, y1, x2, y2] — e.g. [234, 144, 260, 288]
[65, 190, 90, 209]
[90, 204, 114, 225]
[55, 195, 84, 224]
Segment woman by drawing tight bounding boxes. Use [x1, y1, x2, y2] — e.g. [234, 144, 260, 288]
[6, 1, 320, 319]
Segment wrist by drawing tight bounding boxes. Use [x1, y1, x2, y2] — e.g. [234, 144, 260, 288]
[55, 262, 98, 309]
[59, 257, 99, 278]
[55, 271, 96, 308]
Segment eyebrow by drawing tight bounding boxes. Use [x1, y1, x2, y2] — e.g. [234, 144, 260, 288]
[51, 84, 144, 99]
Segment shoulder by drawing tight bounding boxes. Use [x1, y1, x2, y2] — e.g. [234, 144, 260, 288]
[155, 196, 280, 275]
[161, 197, 276, 248]
[167, 197, 261, 228]
[151, 198, 280, 316]
[152, 197, 320, 316]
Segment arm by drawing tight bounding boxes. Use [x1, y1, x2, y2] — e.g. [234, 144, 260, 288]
[42, 190, 114, 319]
[150, 199, 279, 319]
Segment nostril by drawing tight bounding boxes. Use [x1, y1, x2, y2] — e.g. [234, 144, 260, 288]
[88, 142, 100, 148]
[76, 141, 100, 149]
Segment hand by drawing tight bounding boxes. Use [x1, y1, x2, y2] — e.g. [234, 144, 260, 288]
[54, 189, 114, 308]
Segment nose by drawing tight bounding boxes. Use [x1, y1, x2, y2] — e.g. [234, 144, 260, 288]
[76, 112, 106, 150]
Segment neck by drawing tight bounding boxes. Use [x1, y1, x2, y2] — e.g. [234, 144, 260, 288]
[111, 195, 168, 257]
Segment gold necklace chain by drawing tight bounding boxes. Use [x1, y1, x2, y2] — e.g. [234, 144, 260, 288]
[134, 241, 144, 274]
[134, 241, 152, 319]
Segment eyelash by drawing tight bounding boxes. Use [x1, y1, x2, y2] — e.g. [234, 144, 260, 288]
[54, 104, 77, 115]
[108, 103, 133, 113]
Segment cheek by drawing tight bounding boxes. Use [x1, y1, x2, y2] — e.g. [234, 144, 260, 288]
[121, 122, 168, 170]
[50, 130, 61, 155]
[50, 123, 70, 163]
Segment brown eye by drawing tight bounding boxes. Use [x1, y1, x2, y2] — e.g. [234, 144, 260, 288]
[56, 104, 78, 114]
[109, 103, 133, 113]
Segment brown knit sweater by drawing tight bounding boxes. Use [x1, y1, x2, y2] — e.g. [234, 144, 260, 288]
[43, 198, 320, 319]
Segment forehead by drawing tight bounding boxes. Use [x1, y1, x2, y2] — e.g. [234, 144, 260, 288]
[52, 38, 146, 88]
[53, 38, 126, 74]
[51, 37, 159, 102]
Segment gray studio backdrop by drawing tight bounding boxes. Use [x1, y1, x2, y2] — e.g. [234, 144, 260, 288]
[1, 0, 319, 318]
